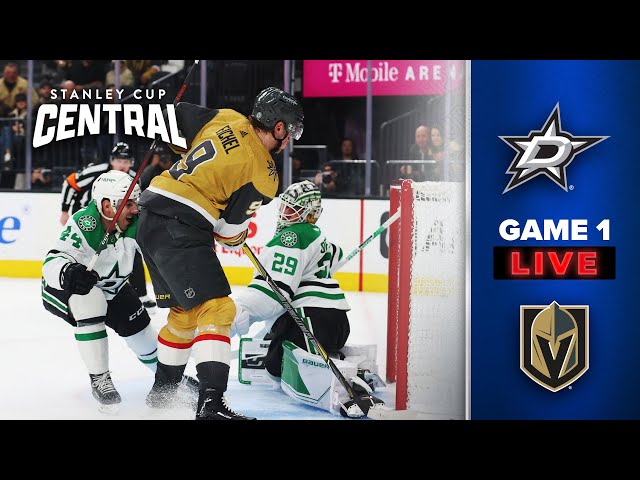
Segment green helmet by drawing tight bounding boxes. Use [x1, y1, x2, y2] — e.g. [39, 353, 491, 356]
[276, 180, 322, 234]
[252, 87, 304, 140]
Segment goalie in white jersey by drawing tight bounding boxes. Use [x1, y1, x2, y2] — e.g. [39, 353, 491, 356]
[232, 180, 350, 374]
[232, 180, 385, 416]
[41, 170, 196, 412]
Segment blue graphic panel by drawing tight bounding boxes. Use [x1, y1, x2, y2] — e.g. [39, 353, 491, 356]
[471, 60, 640, 419]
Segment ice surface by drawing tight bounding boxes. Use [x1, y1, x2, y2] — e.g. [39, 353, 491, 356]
[0, 278, 394, 420]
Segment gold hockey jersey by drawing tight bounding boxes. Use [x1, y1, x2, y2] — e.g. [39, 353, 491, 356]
[140, 103, 279, 243]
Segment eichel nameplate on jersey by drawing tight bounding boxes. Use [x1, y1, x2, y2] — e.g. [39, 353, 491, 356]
[520, 302, 589, 392]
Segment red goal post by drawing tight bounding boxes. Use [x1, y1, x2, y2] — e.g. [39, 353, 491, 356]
[386, 179, 466, 419]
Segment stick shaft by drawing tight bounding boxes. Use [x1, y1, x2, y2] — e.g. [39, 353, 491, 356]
[334, 208, 401, 271]
[241, 244, 358, 400]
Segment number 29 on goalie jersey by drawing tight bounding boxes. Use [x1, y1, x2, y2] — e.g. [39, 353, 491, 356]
[248, 222, 350, 312]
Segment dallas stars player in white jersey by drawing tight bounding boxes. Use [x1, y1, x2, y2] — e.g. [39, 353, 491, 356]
[232, 180, 351, 378]
[41, 170, 196, 412]
[231, 180, 385, 416]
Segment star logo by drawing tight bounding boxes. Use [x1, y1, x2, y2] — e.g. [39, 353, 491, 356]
[500, 103, 608, 193]
[78, 215, 97, 232]
[280, 231, 298, 247]
[99, 261, 130, 295]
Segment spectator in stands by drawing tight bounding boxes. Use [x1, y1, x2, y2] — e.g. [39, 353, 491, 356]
[105, 60, 135, 88]
[1, 126, 11, 167]
[63, 60, 106, 91]
[430, 124, 464, 182]
[43, 60, 70, 87]
[407, 125, 432, 160]
[430, 125, 445, 162]
[125, 60, 158, 87]
[7, 93, 28, 169]
[314, 162, 342, 194]
[31, 166, 53, 191]
[140, 144, 174, 191]
[59, 80, 78, 99]
[329, 138, 360, 194]
[0, 62, 38, 117]
[37, 79, 54, 105]
[393, 124, 432, 185]
[334, 137, 358, 161]
[125, 60, 185, 87]
[158, 60, 186, 75]
[399, 163, 425, 182]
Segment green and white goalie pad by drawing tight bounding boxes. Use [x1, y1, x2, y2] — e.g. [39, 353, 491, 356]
[280, 340, 363, 416]
[238, 337, 272, 385]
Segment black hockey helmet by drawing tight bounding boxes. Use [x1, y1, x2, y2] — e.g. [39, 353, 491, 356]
[252, 87, 304, 140]
[110, 142, 134, 162]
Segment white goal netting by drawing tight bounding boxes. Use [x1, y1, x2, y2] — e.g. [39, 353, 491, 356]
[389, 180, 465, 419]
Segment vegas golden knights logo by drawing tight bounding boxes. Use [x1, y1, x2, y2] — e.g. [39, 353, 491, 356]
[520, 301, 589, 392]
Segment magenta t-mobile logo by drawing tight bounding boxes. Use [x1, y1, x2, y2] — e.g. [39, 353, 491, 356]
[328, 63, 343, 83]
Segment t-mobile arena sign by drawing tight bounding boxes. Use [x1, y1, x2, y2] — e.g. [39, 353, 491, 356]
[303, 60, 464, 97]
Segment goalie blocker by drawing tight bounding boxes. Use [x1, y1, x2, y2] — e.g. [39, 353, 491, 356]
[239, 338, 386, 417]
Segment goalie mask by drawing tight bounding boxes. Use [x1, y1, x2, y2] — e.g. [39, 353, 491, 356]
[276, 180, 323, 234]
[92, 170, 140, 226]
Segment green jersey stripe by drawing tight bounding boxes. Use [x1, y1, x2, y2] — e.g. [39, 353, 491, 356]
[42, 290, 68, 313]
[292, 291, 346, 301]
[75, 330, 108, 341]
[248, 284, 285, 304]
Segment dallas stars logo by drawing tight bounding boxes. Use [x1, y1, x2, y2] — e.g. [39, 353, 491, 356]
[267, 158, 278, 182]
[280, 231, 298, 247]
[500, 103, 608, 193]
[99, 261, 129, 295]
[78, 215, 97, 232]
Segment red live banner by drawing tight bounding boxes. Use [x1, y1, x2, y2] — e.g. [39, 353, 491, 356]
[302, 60, 465, 97]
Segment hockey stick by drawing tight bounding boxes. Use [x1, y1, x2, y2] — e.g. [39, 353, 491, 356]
[87, 60, 200, 271]
[241, 243, 383, 418]
[333, 208, 401, 271]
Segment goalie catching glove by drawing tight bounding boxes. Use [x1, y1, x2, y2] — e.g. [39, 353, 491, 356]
[61, 263, 100, 295]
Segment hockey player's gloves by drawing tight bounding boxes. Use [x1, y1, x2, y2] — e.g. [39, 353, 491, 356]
[214, 229, 248, 251]
[62, 263, 100, 295]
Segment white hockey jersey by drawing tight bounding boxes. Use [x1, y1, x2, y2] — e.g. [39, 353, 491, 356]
[42, 201, 140, 300]
[233, 222, 350, 325]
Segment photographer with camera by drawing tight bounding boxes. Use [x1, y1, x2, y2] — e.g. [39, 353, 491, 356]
[313, 162, 341, 194]
[31, 166, 53, 191]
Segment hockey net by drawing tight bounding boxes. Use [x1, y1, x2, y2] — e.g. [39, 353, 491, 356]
[386, 179, 466, 419]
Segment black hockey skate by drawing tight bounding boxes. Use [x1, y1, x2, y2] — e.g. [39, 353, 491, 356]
[195, 388, 256, 420]
[90, 372, 121, 414]
[146, 378, 179, 408]
[146, 375, 199, 409]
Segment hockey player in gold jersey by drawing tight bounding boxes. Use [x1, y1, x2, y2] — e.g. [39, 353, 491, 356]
[137, 86, 304, 420]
